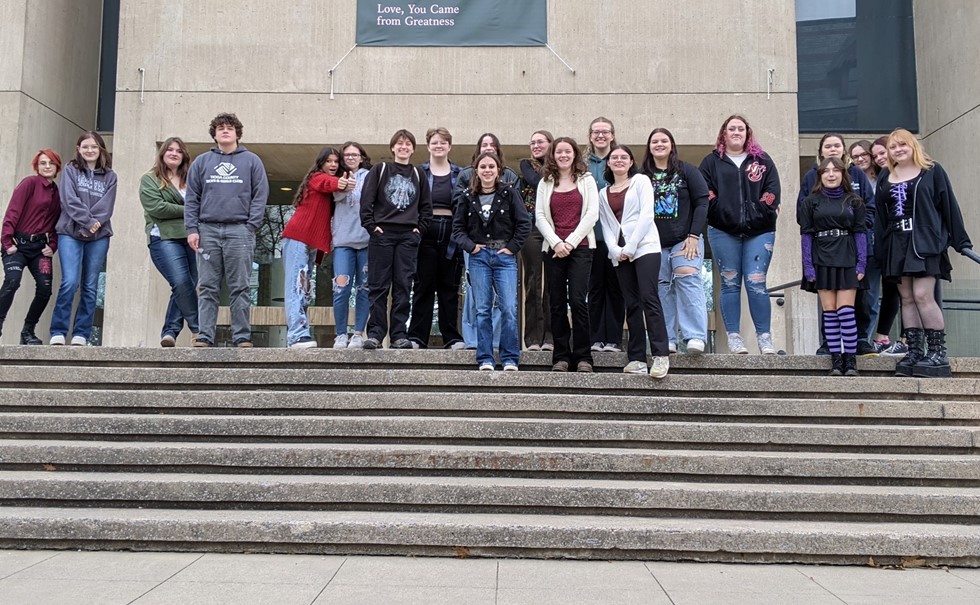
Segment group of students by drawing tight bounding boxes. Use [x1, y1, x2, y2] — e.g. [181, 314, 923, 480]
[0, 113, 972, 380]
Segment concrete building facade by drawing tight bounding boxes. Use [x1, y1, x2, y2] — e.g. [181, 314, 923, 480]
[1, 0, 977, 354]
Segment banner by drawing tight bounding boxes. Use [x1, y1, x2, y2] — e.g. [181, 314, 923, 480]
[356, 0, 547, 47]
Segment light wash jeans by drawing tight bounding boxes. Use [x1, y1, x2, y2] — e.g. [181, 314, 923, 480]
[148, 236, 199, 339]
[332, 246, 369, 336]
[468, 248, 519, 367]
[707, 227, 774, 335]
[462, 252, 501, 348]
[282, 237, 317, 346]
[658, 239, 708, 345]
[50, 234, 110, 340]
[196, 222, 254, 344]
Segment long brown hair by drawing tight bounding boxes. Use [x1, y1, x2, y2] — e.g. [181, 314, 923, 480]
[293, 147, 341, 207]
[469, 151, 502, 194]
[812, 157, 853, 195]
[542, 137, 587, 183]
[151, 137, 190, 189]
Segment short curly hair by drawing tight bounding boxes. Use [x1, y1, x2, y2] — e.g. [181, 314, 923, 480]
[209, 112, 243, 142]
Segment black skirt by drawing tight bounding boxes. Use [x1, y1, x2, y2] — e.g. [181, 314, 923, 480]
[881, 229, 952, 283]
[801, 265, 865, 293]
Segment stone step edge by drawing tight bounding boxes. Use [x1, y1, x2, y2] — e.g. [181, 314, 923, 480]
[1, 507, 978, 563]
[2, 472, 977, 516]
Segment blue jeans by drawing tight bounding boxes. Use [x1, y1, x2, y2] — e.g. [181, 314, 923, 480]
[468, 248, 519, 367]
[50, 234, 110, 340]
[332, 246, 369, 335]
[658, 239, 708, 344]
[282, 237, 317, 346]
[707, 227, 774, 335]
[462, 252, 501, 348]
[149, 236, 199, 338]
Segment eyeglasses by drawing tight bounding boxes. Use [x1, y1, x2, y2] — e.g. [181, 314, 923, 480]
[343, 153, 361, 158]
[80, 145, 100, 151]
[851, 152, 870, 161]
[590, 130, 612, 136]
[529, 139, 549, 146]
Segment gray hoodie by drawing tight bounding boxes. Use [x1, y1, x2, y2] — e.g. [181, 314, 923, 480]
[184, 144, 269, 234]
[332, 167, 370, 249]
[56, 163, 117, 241]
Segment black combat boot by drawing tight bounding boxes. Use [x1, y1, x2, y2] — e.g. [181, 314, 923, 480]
[843, 353, 858, 376]
[894, 328, 924, 377]
[829, 353, 844, 376]
[19, 324, 42, 345]
[912, 329, 951, 378]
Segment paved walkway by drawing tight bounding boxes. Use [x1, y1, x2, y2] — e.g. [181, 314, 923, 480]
[1, 550, 977, 604]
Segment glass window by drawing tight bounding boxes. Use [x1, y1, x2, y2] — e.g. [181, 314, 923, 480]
[796, 0, 918, 133]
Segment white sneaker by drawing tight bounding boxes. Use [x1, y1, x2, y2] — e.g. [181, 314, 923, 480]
[50, 334, 65, 346]
[591, 342, 604, 352]
[526, 344, 541, 351]
[686, 338, 705, 354]
[727, 332, 749, 354]
[668, 342, 677, 354]
[623, 360, 647, 374]
[347, 334, 364, 349]
[450, 341, 466, 350]
[602, 343, 622, 352]
[333, 334, 349, 349]
[479, 363, 494, 371]
[649, 356, 670, 379]
[503, 363, 519, 372]
[757, 332, 776, 355]
[289, 337, 317, 350]
[70, 335, 87, 346]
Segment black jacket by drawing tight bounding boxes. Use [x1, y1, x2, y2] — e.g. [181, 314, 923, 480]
[874, 162, 973, 260]
[452, 183, 531, 255]
[699, 151, 780, 237]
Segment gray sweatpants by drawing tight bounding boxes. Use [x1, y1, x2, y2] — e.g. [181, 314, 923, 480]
[196, 222, 255, 344]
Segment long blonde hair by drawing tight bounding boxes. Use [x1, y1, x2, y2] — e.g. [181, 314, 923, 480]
[886, 128, 933, 171]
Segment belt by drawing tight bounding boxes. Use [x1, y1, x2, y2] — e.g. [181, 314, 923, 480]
[14, 232, 48, 243]
[483, 240, 508, 250]
[892, 218, 913, 232]
[815, 229, 849, 238]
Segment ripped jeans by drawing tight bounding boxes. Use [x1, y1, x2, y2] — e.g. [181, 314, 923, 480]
[282, 237, 317, 346]
[332, 246, 369, 336]
[658, 238, 707, 344]
[707, 227, 774, 335]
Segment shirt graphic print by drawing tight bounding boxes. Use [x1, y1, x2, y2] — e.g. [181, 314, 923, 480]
[384, 174, 416, 212]
[652, 171, 681, 220]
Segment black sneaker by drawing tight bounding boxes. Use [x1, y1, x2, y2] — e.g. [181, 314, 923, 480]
[815, 343, 830, 356]
[362, 337, 381, 350]
[391, 338, 414, 349]
[856, 339, 878, 357]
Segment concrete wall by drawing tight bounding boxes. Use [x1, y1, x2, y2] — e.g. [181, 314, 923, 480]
[913, 0, 980, 355]
[105, 0, 808, 351]
[0, 0, 104, 344]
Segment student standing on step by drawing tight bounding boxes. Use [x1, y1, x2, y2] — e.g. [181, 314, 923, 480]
[185, 112, 269, 348]
[139, 137, 199, 347]
[50, 132, 117, 347]
[518, 129, 554, 352]
[875, 129, 972, 378]
[799, 157, 867, 377]
[536, 137, 599, 373]
[331, 141, 372, 350]
[585, 117, 625, 353]
[360, 129, 432, 350]
[598, 145, 670, 379]
[699, 114, 781, 355]
[453, 151, 530, 371]
[408, 127, 464, 350]
[0, 149, 61, 345]
[281, 147, 348, 349]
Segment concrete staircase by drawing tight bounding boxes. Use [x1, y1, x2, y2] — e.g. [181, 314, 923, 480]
[0, 347, 978, 565]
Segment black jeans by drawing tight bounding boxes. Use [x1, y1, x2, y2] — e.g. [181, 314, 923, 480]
[367, 230, 420, 342]
[520, 230, 552, 347]
[616, 253, 670, 361]
[545, 246, 593, 365]
[589, 240, 625, 346]
[408, 215, 463, 347]
[0, 238, 53, 331]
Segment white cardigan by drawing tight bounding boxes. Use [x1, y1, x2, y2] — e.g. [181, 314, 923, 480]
[597, 174, 661, 267]
[535, 173, 599, 252]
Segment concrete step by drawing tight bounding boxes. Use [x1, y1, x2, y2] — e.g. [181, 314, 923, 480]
[1, 507, 978, 565]
[2, 440, 978, 484]
[2, 472, 977, 522]
[2, 388, 977, 423]
[3, 345, 979, 377]
[1, 413, 977, 452]
[3, 366, 979, 402]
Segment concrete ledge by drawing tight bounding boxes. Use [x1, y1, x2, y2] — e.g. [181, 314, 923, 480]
[1, 508, 978, 563]
[2, 472, 978, 518]
[2, 441, 979, 481]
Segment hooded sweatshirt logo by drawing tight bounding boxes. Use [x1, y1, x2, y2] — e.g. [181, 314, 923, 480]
[207, 162, 244, 185]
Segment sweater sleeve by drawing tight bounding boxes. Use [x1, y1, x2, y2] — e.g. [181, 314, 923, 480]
[854, 232, 867, 275]
[139, 174, 186, 221]
[936, 164, 973, 252]
[623, 177, 656, 259]
[89, 171, 117, 225]
[596, 188, 622, 261]
[2, 177, 34, 250]
[59, 165, 95, 229]
[759, 158, 781, 212]
[797, 169, 816, 215]
[184, 159, 203, 235]
[416, 168, 432, 233]
[359, 164, 382, 233]
[506, 187, 531, 254]
[451, 193, 476, 254]
[801, 233, 816, 282]
[535, 180, 561, 250]
[685, 163, 710, 236]
[247, 156, 269, 232]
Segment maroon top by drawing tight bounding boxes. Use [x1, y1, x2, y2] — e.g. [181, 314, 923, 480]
[550, 188, 585, 245]
[2, 175, 61, 252]
[606, 189, 626, 224]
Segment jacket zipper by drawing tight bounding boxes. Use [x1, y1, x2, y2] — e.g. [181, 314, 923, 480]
[911, 175, 922, 260]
